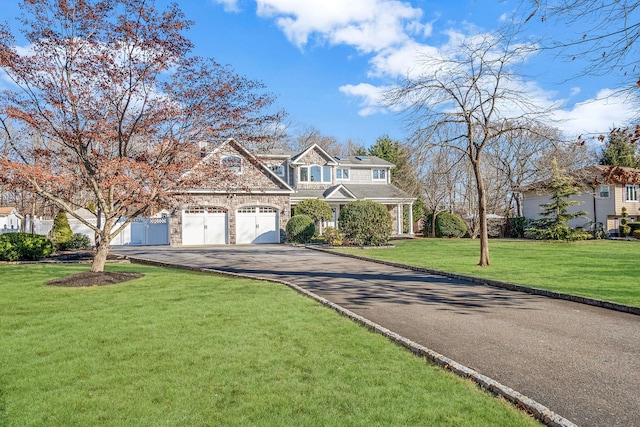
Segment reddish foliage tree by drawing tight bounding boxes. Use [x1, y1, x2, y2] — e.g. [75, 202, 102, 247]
[0, 0, 282, 271]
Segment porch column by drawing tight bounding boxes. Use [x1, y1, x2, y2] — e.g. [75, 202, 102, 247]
[408, 202, 414, 235]
[396, 203, 403, 234]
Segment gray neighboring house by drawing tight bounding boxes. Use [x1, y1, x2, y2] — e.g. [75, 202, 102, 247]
[169, 139, 416, 246]
[522, 164, 640, 236]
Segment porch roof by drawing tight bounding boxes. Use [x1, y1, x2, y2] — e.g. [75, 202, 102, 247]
[292, 184, 415, 204]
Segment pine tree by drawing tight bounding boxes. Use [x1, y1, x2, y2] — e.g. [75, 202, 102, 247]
[50, 211, 73, 250]
[526, 160, 590, 241]
[599, 130, 639, 167]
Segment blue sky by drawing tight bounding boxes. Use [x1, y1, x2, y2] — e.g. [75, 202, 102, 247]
[1, 0, 637, 148]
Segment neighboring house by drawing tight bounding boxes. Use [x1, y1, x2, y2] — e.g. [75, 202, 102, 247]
[522, 164, 640, 235]
[0, 207, 23, 233]
[169, 139, 416, 246]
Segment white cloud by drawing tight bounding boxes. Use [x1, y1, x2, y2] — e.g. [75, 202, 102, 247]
[255, 0, 423, 52]
[339, 83, 395, 116]
[553, 89, 637, 137]
[211, 0, 241, 12]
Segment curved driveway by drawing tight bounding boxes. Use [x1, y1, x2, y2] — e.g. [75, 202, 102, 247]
[112, 245, 640, 427]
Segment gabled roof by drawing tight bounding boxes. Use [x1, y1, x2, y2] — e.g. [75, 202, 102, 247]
[200, 138, 294, 193]
[291, 184, 415, 203]
[324, 184, 358, 200]
[290, 143, 338, 165]
[0, 207, 22, 217]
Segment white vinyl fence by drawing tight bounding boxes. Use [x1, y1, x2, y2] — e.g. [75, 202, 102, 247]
[24, 216, 169, 246]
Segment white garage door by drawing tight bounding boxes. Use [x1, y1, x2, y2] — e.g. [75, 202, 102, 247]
[236, 206, 279, 244]
[182, 207, 227, 245]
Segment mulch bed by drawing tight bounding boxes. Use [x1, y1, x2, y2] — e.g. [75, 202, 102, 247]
[43, 250, 143, 287]
[47, 271, 144, 287]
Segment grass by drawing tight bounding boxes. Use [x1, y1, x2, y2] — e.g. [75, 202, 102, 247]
[336, 238, 640, 307]
[0, 263, 540, 427]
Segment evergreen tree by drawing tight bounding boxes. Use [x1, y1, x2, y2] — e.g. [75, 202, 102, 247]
[50, 211, 73, 250]
[368, 135, 422, 223]
[526, 160, 590, 241]
[599, 130, 639, 167]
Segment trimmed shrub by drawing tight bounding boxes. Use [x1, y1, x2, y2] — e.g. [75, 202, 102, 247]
[50, 211, 73, 250]
[508, 217, 528, 238]
[628, 222, 640, 234]
[322, 227, 343, 246]
[338, 200, 392, 246]
[294, 199, 332, 228]
[68, 233, 91, 250]
[423, 212, 467, 238]
[634, 229, 640, 239]
[286, 215, 316, 243]
[0, 232, 54, 261]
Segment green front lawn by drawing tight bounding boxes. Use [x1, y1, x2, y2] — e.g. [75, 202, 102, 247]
[0, 263, 539, 426]
[336, 238, 640, 307]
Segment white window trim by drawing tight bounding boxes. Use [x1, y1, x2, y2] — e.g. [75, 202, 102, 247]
[299, 166, 310, 183]
[300, 164, 331, 183]
[599, 185, 610, 198]
[372, 168, 388, 181]
[626, 184, 638, 202]
[221, 155, 243, 174]
[336, 168, 350, 181]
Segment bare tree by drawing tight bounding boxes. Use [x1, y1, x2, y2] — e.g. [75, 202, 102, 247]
[486, 125, 559, 216]
[288, 124, 342, 155]
[386, 33, 550, 266]
[420, 146, 464, 237]
[523, 1, 640, 80]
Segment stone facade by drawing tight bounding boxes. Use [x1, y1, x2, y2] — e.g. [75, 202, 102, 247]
[170, 139, 292, 246]
[170, 193, 290, 245]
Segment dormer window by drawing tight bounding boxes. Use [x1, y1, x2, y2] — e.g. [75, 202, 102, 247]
[222, 155, 242, 174]
[372, 169, 387, 181]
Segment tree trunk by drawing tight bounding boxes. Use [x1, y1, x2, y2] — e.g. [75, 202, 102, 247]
[91, 238, 110, 272]
[431, 211, 437, 238]
[472, 160, 490, 266]
[515, 192, 523, 217]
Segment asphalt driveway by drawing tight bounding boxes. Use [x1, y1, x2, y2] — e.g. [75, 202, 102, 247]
[112, 245, 640, 427]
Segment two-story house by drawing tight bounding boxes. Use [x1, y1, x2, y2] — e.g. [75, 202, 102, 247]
[522, 164, 640, 235]
[257, 143, 416, 236]
[169, 139, 415, 246]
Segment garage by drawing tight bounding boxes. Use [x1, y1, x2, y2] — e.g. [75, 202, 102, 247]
[182, 207, 227, 245]
[236, 206, 279, 244]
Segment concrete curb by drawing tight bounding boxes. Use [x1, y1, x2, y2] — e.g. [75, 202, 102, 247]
[123, 255, 577, 427]
[307, 246, 640, 316]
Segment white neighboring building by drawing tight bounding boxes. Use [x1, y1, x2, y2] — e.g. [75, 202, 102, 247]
[0, 207, 23, 233]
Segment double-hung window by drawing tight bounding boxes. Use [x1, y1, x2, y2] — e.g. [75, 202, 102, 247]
[372, 169, 387, 181]
[626, 184, 638, 202]
[599, 185, 610, 198]
[336, 168, 350, 180]
[299, 166, 309, 182]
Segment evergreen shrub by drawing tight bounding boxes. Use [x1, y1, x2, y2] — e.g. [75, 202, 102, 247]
[423, 212, 467, 238]
[50, 211, 73, 250]
[286, 215, 315, 243]
[0, 232, 54, 261]
[338, 200, 391, 246]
